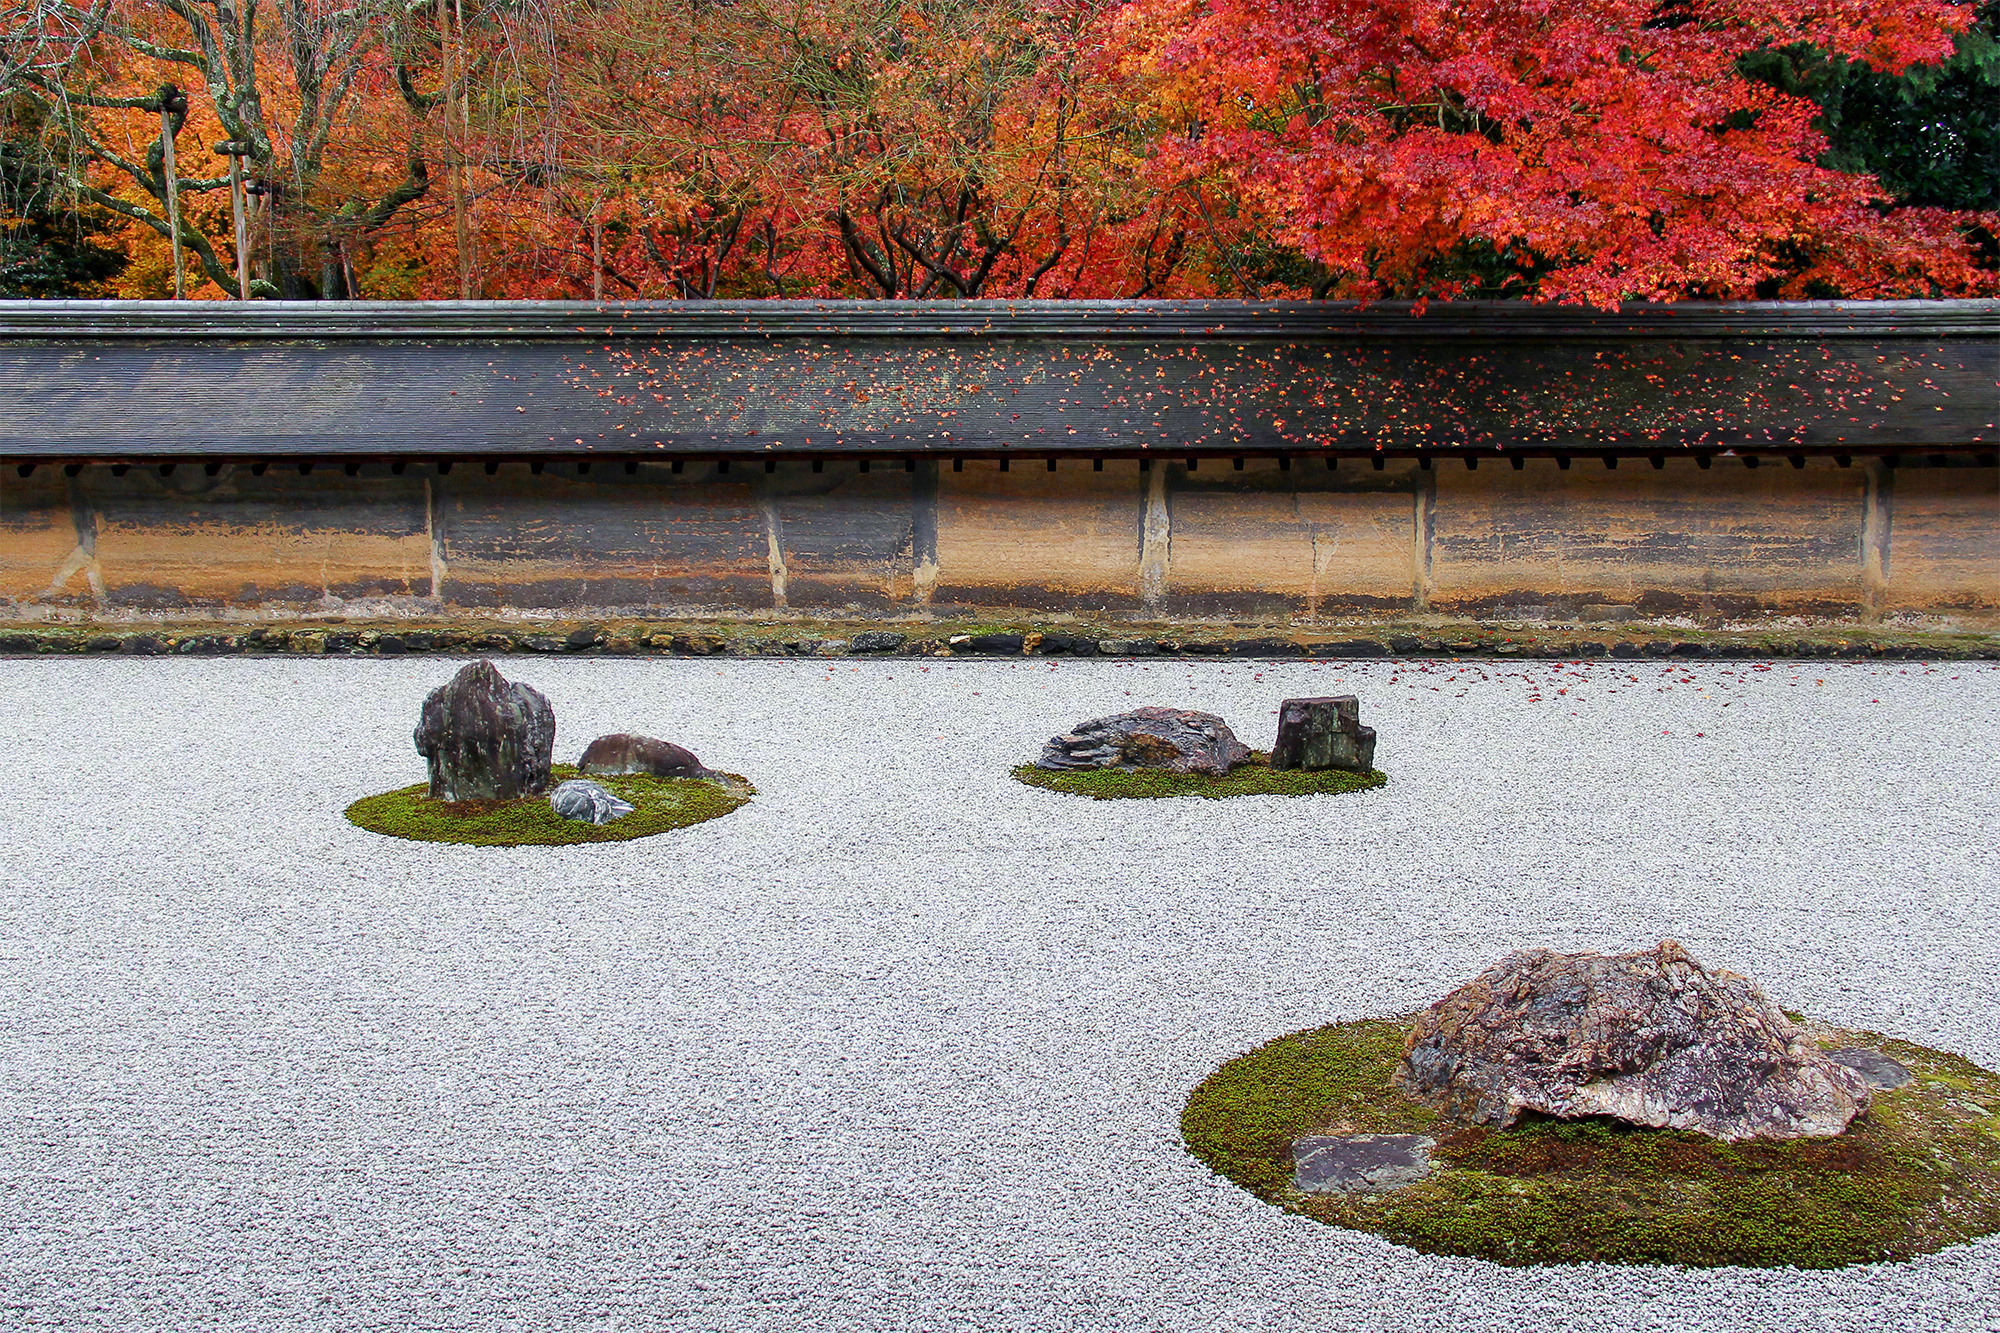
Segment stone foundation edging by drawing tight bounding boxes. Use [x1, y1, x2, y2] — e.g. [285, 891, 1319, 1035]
[0, 623, 1991, 661]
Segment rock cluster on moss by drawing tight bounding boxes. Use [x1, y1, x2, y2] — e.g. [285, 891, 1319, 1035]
[1181, 1014, 2000, 1268]
[1012, 762, 1386, 800]
[1020, 698, 1388, 799]
[346, 765, 751, 846]
[352, 663, 750, 844]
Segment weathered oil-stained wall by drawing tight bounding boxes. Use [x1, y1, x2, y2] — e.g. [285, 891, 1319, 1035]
[0, 467, 434, 609]
[4, 457, 1993, 620]
[1160, 465, 1424, 617]
[932, 464, 1151, 611]
[1427, 464, 1875, 616]
[1877, 465, 2000, 612]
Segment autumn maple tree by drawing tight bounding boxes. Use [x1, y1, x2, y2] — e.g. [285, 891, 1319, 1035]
[1, 0, 1993, 300]
[0, 0, 453, 297]
[1106, 0, 2000, 302]
[530, 0, 1198, 299]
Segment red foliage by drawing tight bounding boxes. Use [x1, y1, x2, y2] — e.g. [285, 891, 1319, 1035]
[1109, 0, 2000, 302]
[23, 0, 1997, 301]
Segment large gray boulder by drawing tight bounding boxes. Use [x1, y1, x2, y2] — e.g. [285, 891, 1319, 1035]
[412, 660, 555, 801]
[1395, 941, 1870, 1141]
[1035, 706, 1251, 776]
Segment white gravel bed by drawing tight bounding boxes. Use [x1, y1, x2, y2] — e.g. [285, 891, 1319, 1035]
[0, 654, 1995, 1332]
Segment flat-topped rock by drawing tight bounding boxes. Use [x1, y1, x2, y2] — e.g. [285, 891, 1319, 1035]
[1395, 941, 1871, 1141]
[1830, 1047, 1913, 1089]
[413, 661, 555, 801]
[1292, 1134, 1435, 1194]
[1034, 707, 1250, 776]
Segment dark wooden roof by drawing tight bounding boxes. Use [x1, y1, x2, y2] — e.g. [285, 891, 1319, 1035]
[0, 299, 1992, 458]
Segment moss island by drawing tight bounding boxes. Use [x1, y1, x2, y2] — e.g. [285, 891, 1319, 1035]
[346, 764, 753, 846]
[1182, 1015, 2000, 1268]
[1011, 757, 1387, 800]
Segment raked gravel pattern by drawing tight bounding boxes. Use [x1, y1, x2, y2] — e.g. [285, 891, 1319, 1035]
[0, 656, 1995, 1332]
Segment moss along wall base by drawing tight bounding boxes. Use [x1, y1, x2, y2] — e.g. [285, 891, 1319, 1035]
[2, 455, 1993, 624]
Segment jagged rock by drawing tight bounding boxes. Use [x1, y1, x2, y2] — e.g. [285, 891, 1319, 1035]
[412, 660, 556, 801]
[1395, 941, 1871, 1142]
[1270, 696, 1377, 773]
[548, 778, 634, 825]
[1292, 1134, 1436, 1194]
[1035, 706, 1251, 776]
[578, 733, 715, 779]
[849, 630, 907, 653]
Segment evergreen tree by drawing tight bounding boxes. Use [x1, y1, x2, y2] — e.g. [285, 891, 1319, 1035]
[1744, 1, 1999, 212]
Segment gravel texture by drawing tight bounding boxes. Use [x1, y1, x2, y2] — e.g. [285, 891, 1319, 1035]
[0, 656, 1995, 1332]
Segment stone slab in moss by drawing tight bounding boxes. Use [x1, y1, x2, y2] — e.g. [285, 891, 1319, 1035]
[345, 764, 753, 846]
[1182, 1015, 2000, 1268]
[1011, 760, 1387, 800]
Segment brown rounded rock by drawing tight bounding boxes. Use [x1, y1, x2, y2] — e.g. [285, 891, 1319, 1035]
[578, 733, 713, 779]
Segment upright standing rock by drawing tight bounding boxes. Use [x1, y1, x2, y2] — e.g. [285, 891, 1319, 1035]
[1270, 696, 1376, 773]
[413, 660, 556, 801]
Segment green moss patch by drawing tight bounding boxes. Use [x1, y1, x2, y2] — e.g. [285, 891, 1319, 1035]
[345, 764, 753, 846]
[1011, 758, 1387, 800]
[1183, 1015, 2000, 1268]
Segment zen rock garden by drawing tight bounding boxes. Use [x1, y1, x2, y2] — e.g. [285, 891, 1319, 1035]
[1183, 940, 2000, 1268]
[347, 660, 753, 845]
[1014, 696, 1384, 799]
[337, 661, 2000, 1271]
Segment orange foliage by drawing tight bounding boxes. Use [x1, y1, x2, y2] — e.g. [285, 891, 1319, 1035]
[11, 0, 1994, 301]
[478, 0, 1219, 298]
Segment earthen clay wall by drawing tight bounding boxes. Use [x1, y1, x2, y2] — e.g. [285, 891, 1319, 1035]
[3, 456, 1992, 623]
